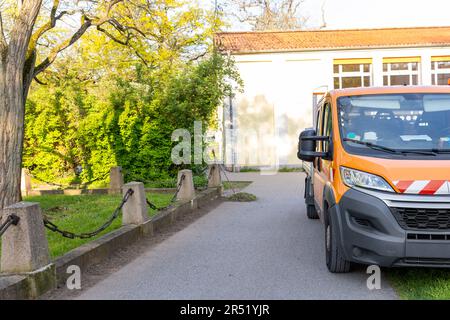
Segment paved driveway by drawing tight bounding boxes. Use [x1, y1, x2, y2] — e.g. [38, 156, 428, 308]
[77, 172, 397, 300]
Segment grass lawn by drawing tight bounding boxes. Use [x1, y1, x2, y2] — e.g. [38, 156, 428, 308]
[144, 175, 208, 189]
[21, 192, 173, 259]
[388, 268, 450, 299]
[223, 181, 252, 190]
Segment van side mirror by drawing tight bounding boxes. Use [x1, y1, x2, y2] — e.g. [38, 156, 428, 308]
[297, 128, 330, 162]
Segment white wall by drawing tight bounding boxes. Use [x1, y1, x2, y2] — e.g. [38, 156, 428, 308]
[224, 46, 450, 167]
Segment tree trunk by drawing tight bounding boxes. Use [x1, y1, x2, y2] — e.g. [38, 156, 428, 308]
[0, 62, 27, 208]
[0, 0, 42, 209]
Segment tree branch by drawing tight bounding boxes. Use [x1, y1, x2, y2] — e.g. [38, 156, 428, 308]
[97, 24, 130, 45]
[33, 76, 47, 85]
[33, 0, 125, 77]
[27, 0, 60, 55]
[33, 18, 92, 77]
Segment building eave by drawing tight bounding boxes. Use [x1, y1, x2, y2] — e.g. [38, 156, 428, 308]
[219, 43, 450, 56]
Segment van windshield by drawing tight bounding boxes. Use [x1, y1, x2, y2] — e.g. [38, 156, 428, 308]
[337, 93, 450, 158]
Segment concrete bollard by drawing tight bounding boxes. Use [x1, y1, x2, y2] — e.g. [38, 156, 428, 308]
[176, 169, 195, 201]
[208, 164, 222, 188]
[110, 166, 124, 194]
[21, 168, 32, 196]
[122, 182, 149, 225]
[1, 202, 51, 274]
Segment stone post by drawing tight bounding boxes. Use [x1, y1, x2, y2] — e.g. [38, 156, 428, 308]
[1, 202, 51, 274]
[21, 168, 32, 196]
[109, 166, 124, 194]
[122, 182, 149, 225]
[176, 169, 195, 201]
[208, 164, 222, 188]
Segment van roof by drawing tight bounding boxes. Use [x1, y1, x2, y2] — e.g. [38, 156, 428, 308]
[329, 86, 450, 98]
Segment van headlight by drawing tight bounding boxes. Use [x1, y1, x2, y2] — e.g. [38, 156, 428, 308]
[340, 167, 394, 192]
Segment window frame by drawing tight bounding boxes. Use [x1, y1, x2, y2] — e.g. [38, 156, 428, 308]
[431, 57, 450, 85]
[382, 58, 421, 86]
[333, 62, 373, 89]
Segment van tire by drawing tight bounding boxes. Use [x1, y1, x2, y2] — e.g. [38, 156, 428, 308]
[325, 207, 351, 273]
[306, 204, 319, 219]
[305, 177, 319, 219]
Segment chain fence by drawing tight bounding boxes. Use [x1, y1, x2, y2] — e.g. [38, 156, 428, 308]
[211, 150, 237, 195]
[28, 171, 110, 190]
[0, 214, 20, 237]
[43, 188, 134, 239]
[146, 174, 185, 211]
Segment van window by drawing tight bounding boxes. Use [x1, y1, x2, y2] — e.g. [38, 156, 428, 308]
[322, 103, 332, 152]
[338, 93, 450, 159]
[315, 106, 323, 151]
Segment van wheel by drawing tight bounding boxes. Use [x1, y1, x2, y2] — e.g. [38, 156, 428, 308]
[325, 207, 351, 273]
[305, 177, 319, 219]
[306, 204, 319, 219]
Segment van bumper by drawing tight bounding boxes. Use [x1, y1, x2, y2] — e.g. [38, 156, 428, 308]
[333, 188, 450, 268]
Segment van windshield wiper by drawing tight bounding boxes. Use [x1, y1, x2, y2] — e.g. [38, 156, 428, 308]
[397, 149, 437, 156]
[431, 149, 450, 154]
[343, 138, 399, 154]
[343, 138, 437, 156]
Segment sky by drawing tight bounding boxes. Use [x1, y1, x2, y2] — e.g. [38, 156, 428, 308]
[218, 0, 450, 31]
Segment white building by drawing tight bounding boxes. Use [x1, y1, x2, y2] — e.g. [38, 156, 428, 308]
[215, 26, 450, 169]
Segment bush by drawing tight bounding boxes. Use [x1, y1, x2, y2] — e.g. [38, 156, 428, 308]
[24, 53, 241, 186]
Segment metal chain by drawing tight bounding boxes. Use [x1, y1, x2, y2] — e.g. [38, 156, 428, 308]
[217, 163, 237, 195]
[28, 173, 66, 187]
[43, 188, 134, 239]
[29, 171, 109, 189]
[146, 174, 186, 211]
[0, 214, 20, 237]
[211, 150, 237, 195]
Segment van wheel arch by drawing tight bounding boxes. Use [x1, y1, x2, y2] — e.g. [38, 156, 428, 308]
[323, 183, 337, 210]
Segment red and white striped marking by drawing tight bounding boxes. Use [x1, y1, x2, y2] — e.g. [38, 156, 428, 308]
[392, 180, 450, 195]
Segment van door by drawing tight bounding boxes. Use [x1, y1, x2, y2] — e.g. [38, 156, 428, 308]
[313, 101, 332, 216]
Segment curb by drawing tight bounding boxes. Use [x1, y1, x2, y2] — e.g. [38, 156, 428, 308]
[0, 187, 220, 299]
[0, 264, 56, 300]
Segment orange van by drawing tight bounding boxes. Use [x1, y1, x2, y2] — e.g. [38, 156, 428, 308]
[298, 86, 450, 273]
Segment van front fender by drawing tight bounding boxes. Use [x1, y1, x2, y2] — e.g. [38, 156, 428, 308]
[323, 182, 337, 210]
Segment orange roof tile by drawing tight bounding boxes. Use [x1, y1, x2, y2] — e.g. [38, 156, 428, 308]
[215, 26, 450, 54]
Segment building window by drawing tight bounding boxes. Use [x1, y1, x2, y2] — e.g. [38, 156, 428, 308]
[382, 57, 421, 86]
[431, 56, 450, 85]
[333, 59, 372, 89]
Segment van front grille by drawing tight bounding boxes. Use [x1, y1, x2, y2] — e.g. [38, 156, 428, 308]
[407, 233, 450, 241]
[391, 207, 450, 230]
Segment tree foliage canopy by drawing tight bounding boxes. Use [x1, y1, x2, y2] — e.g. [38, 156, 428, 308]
[20, 0, 241, 186]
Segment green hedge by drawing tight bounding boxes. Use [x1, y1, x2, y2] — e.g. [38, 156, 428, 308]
[24, 54, 240, 186]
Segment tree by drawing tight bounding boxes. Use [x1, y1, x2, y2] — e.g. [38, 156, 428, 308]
[0, 0, 223, 208]
[0, 0, 139, 208]
[226, 0, 308, 31]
